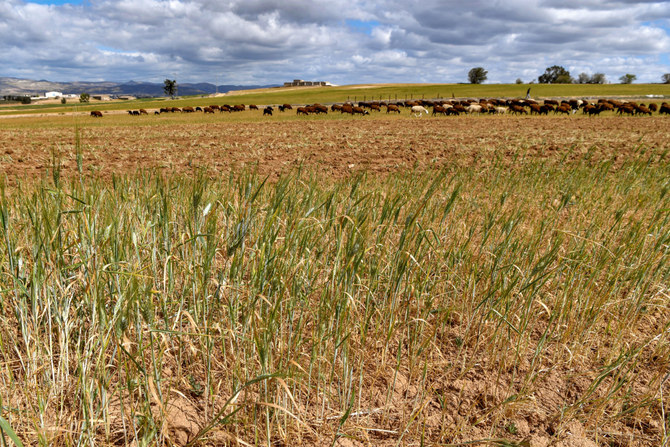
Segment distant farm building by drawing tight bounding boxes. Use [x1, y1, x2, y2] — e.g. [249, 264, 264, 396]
[45, 91, 63, 98]
[283, 79, 333, 87]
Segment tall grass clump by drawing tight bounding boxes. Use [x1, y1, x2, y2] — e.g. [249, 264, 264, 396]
[0, 154, 668, 445]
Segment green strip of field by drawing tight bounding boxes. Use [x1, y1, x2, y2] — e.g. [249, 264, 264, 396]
[2, 83, 669, 116]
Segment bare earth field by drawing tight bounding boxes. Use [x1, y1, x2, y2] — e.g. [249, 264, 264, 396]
[0, 112, 669, 447]
[0, 114, 668, 183]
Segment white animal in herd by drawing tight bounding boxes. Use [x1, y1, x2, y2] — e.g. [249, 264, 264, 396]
[466, 104, 482, 114]
[411, 105, 429, 116]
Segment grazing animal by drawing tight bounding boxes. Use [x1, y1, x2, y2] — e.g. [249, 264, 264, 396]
[263, 106, 273, 116]
[386, 104, 401, 114]
[341, 104, 354, 114]
[182, 106, 195, 113]
[465, 104, 482, 114]
[636, 105, 652, 116]
[139, 109, 148, 115]
[494, 106, 508, 115]
[282, 104, 293, 110]
[154, 111, 160, 115]
[649, 103, 658, 112]
[617, 106, 635, 116]
[584, 104, 601, 116]
[598, 103, 614, 113]
[509, 105, 527, 115]
[195, 106, 203, 112]
[312, 104, 328, 114]
[659, 103, 670, 115]
[352, 106, 369, 115]
[90, 110, 103, 117]
[209, 105, 220, 111]
[331, 104, 342, 112]
[555, 104, 572, 115]
[203, 107, 215, 114]
[411, 105, 429, 116]
[296, 107, 310, 116]
[452, 104, 467, 114]
[249, 104, 258, 110]
[432, 105, 448, 116]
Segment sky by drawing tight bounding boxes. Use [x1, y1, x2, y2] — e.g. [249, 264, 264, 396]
[1, 0, 669, 85]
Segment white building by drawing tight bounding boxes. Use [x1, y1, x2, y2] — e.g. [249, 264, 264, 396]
[45, 91, 63, 98]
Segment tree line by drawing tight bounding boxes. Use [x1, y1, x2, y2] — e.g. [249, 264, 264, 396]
[467, 65, 670, 85]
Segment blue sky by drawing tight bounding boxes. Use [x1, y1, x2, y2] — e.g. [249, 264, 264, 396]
[2, 0, 670, 85]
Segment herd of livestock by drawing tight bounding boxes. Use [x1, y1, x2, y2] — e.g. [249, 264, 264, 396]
[90, 98, 670, 118]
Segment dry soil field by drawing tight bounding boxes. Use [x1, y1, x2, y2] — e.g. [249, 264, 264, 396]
[0, 110, 669, 447]
[0, 112, 668, 182]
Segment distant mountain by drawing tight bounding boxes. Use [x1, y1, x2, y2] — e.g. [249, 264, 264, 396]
[0, 77, 278, 97]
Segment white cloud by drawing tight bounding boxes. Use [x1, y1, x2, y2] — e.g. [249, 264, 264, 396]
[0, 0, 668, 84]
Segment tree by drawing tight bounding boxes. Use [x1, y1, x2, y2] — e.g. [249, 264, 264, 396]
[164, 79, 177, 98]
[590, 73, 606, 84]
[60, 97, 67, 104]
[577, 72, 590, 84]
[619, 74, 636, 84]
[515, 78, 523, 84]
[468, 67, 488, 84]
[79, 93, 90, 103]
[538, 65, 573, 84]
[662, 73, 670, 84]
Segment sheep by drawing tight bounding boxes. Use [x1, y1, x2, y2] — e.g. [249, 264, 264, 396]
[465, 104, 482, 114]
[411, 105, 429, 116]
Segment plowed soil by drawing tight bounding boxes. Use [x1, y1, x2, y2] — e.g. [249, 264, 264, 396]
[0, 114, 668, 184]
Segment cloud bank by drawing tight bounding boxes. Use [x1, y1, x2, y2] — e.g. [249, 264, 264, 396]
[1, 0, 669, 84]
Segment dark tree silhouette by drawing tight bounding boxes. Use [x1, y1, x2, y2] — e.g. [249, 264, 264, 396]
[538, 66, 573, 84]
[163, 79, 178, 98]
[468, 67, 488, 84]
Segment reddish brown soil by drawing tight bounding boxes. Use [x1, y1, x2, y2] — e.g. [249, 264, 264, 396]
[0, 115, 668, 184]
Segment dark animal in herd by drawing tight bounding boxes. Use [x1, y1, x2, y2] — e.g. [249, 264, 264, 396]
[295, 104, 328, 115]
[98, 99, 670, 118]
